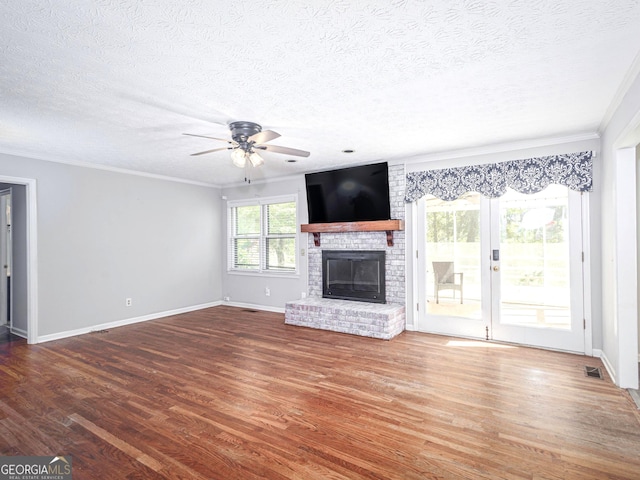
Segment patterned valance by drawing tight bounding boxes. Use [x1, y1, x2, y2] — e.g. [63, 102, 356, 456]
[404, 151, 593, 202]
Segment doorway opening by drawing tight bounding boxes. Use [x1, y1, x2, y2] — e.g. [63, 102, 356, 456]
[0, 176, 37, 344]
[0, 188, 11, 331]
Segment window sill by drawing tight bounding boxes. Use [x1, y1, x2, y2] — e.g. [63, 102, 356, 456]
[227, 270, 300, 279]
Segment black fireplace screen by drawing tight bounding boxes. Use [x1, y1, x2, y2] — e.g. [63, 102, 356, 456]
[322, 250, 385, 303]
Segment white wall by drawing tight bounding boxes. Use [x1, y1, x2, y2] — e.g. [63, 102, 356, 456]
[0, 153, 222, 340]
[221, 176, 308, 311]
[599, 67, 640, 388]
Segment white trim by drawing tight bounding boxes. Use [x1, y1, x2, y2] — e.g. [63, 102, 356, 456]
[36, 301, 221, 343]
[403, 132, 599, 171]
[599, 49, 640, 135]
[10, 326, 27, 339]
[0, 175, 38, 344]
[227, 194, 297, 207]
[227, 194, 299, 275]
[226, 270, 300, 279]
[222, 300, 285, 314]
[614, 107, 640, 149]
[614, 147, 639, 389]
[26, 179, 38, 344]
[405, 199, 418, 330]
[581, 193, 593, 356]
[0, 149, 220, 189]
[597, 349, 617, 385]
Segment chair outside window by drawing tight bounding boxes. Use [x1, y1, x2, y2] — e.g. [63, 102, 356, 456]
[432, 261, 463, 304]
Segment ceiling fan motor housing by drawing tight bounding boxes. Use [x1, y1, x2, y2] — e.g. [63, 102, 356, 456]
[229, 121, 262, 144]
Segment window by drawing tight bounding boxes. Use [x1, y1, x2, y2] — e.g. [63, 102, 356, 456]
[228, 196, 297, 274]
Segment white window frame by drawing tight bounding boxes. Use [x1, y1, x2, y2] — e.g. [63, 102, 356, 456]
[227, 194, 298, 276]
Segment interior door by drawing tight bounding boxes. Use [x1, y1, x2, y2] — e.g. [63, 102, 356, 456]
[0, 189, 11, 328]
[416, 185, 585, 353]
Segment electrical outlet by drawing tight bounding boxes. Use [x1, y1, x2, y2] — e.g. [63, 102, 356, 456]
[223, 296, 230, 302]
[265, 287, 270, 296]
[125, 298, 132, 307]
[301, 292, 307, 299]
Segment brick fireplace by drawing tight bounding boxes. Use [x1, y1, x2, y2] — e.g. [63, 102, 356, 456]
[284, 164, 406, 339]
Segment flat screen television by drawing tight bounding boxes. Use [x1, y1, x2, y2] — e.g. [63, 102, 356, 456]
[305, 162, 391, 223]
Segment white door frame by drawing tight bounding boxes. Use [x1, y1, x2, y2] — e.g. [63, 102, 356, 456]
[411, 189, 592, 354]
[613, 147, 638, 388]
[605, 106, 640, 389]
[0, 176, 38, 344]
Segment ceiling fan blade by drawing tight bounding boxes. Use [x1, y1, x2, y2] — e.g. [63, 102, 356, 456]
[190, 147, 233, 156]
[183, 133, 235, 144]
[248, 129, 281, 144]
[257, 144, 310, 157]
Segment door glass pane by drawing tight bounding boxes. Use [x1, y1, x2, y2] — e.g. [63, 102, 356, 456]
[425, 192, 482, 319]
[499, 185, 571, 329]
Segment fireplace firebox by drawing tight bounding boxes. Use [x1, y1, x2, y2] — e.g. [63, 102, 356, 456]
[322, 250, 385, 303]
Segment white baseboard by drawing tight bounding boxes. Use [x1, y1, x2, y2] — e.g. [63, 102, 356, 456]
[596, 349, 617, 385]
[10, 326, 27, 339]
[223, 301, 285, 314]
[36, 301, 222, 343]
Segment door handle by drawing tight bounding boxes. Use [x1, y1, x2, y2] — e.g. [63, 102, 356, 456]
[492, 265, 500, 271]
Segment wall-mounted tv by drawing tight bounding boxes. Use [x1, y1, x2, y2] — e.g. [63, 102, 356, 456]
[305, 162, 391, 223]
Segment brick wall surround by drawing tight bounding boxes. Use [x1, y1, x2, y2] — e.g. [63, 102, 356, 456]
[285, 164, 406, 339]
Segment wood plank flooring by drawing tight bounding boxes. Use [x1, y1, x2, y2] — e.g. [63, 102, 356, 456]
[1, 306, 639, 479]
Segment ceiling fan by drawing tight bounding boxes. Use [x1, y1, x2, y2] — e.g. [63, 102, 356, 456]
[184, 121, 310, 169]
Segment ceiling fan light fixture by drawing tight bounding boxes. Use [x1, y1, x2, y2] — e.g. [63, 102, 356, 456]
[231, 148, 247, 168]
[185, 121, 310, 174]
[248, 151, 264, 167]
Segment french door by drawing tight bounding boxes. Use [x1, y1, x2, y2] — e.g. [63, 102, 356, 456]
[415, 185, 586, 353]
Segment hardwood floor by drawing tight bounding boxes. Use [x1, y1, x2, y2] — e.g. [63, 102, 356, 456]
[0, 324, 23, 345]
[1, 306, 639, 479]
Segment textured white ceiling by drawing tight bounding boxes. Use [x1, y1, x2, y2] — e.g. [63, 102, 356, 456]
[1, 1, 639, 186]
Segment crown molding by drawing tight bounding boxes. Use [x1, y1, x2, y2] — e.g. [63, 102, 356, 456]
[0, 148, 221, 189]
[402, 132, 600, 168]
[599, 49, 640, 134]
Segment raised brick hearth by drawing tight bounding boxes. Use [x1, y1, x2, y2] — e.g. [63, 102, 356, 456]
[284, 297, 405, 340]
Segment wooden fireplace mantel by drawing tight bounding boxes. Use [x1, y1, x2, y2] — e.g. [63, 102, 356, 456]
[300, 220, 404, 247]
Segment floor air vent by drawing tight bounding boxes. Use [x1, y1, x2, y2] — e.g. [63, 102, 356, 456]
[584, 366, 603, 379]
[242, 309, 258, 313]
